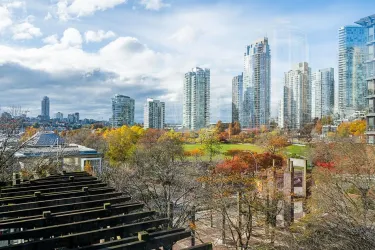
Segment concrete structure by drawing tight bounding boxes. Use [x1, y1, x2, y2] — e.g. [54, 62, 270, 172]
[356, 15, 375, 144]
[41, 96, 50, 121]
[241, 37, 271, 129]
[55, 112, 63, 121]
[311, 68, 335, 119]
[280, 62, 311, 130]
[338, 26, 367, 117]
[183, 67, 210, 130]
[111, 94, 135, 128]
[232, 74, 243, 123]
[144, 98, 165, 129]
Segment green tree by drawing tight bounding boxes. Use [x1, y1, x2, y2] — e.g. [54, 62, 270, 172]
[200, 129, 222, 162]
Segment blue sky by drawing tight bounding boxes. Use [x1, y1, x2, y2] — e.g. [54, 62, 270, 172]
[0, 0, 373, 123]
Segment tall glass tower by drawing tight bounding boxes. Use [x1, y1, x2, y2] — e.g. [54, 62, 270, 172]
[183, 67, 210, 130]
[41, 96, 50, 121]
[312, 68, 335, 119]
[232, 73, 243, 123]
[241, 37, 271, 128]
[338, 26, 366, 117]
[144, 98, 165, 129]
[111, 94, 135, 128]
[355, 15, 375, 144]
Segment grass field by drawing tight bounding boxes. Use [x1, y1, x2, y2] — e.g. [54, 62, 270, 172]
[183, 143, 309, 160]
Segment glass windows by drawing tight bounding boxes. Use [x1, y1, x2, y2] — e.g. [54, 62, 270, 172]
[369, 26, 374, 42]
[370, 99, 375, 112]
[368, 135, 375, 144]
[368, 117, 375, 127]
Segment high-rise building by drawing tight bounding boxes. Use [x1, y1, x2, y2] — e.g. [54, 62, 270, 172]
[355, 15, 375, 144]
[55, 112, 63, 121]
[74, 112, 80, 123]
[338, 26, 367, 117]
[144, 98, 165, 129]
[311, 68, 335, 119]
[241, 37, 271, 128]
[232, 74, 243, 123]
[111, 95, 135, 128]
[280, 62, 311, 130]
[183, 67, 210, 130]
[41, 96, 50, 121]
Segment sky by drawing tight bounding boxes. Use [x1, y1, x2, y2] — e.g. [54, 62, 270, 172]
[0, 0, 373, 123]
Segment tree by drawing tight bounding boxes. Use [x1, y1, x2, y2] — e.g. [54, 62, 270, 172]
[314, 120, 323, 135]
[107, 130, 204, 229]
[337, 122, 351, 137]
[103, 125, 142, 165]
[233, 121, 241, 135]
[21, 127, 38, 142]
[349, 120, 366, 136]
[200, 129, 222, 162]
[215, 120, 225, 134]
[256, 134, 290, 154]
[292, 142, 375, 249]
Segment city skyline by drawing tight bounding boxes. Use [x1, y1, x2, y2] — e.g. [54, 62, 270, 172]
[0, 1, 374, 123]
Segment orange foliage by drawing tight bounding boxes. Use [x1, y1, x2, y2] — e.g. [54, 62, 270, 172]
[21, 127, 38, 142]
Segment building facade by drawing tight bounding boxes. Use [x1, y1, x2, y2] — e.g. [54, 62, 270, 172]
[280, 62, 311, 130]
[311, 68, 335, 119]
[183, 67, 210, 130]
[111, 94, 135, 128]
[338, 26, 367, 117]
[355, 15, 375, 144]
[232, 73, 243, 123]
[241, 37, 271, 128]
[55, 112, 63, 120]
[41, 96, 50, 121]
[144, 98, 165, 129]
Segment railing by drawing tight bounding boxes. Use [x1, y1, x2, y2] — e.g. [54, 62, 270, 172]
[367, 126, 375, 132]
[368, 89, 375, 96]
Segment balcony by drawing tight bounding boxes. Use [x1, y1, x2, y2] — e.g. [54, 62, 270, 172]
[367, 126, 375, 132]
[368, 89, 375, 97]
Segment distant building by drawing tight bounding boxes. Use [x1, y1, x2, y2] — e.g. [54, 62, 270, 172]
[55, 112, 63, 120]
[74, 113, 80, 123]
[338, 26, 367, 117]
[241, 37, 271, 128]
[144, 98, 165, 129]
[355, 15, 375, 144]
[183, 67, 210, 130]
[111, 94, 135, 128]
[67, 114, 75, 124]
[41, 96, 50, 120]
[280, 62, 311, 130]
[311, 68, 335, 119]
[232, 74, 243, 123]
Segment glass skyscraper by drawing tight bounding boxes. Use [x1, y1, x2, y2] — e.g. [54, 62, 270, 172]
[355, 15, 375, 144]
[338, 26, 367, 117]
[183, 67, 210, 130]
[41, 96, 50, 121]
[111, 94, 135, 128]
[241, 37, 271, 128]
[232, 73, 243, 123]
[280, 62, 311, 130]
[311, 68, 335, 119]
[144, 98, 165, 129]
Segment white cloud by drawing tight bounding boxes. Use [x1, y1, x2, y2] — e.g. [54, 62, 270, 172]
[42, 34, 59, 45]
[0, 6, 12, 32]
[139, 0, 169, 10]
[60, 28, 82, 48]
[84, 30, 116, 43]
[6, 1, 25, 9]
[56, 0, 127, 21]
[169, 25, 198, 44]
[12, 18, 42, 40]
[44, 12, 52, 20]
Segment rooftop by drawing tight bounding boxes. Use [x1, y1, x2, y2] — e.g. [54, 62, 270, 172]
[355, 14, 375, 27]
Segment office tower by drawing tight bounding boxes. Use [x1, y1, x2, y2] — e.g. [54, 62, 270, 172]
[41, 96, 50, 121]
[241, 37, 271, 128]
[111, 94, 135, 128]
[338, 26, 367, 117]
[183, 67, 210, 130]
[281, 62, 311, 130]
[355, 15, 375, 144]
[232, 74, 243, 123]
[144, 98, 165, 129]
[74, 112, 80, 123]
[55, 112, 63, 121]
[311, 68, 335, 119]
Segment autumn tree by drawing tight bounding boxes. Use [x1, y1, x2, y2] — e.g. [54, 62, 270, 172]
[349, 119, 366, 136]
[200, 129, 222, 162]
[314, 119, 323, 135]
[215, 120, 225, 134]
[337, 122, 351, 137]
[21, 127, 38, 142]
[292, 141, 375, 249]
[256, 133, 290, 154]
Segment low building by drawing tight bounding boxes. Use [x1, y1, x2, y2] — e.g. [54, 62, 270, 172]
[15, 131, 102, 172]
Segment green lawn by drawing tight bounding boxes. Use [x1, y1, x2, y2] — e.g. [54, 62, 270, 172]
[183, 143, 308, 160]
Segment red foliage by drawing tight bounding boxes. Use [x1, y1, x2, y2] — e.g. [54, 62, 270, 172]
[315, 161, 335, 169]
